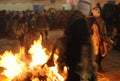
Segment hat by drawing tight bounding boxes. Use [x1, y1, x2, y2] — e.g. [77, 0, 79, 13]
[78, 0, 91, 16]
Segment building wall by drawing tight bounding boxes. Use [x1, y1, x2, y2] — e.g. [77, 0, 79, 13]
[0, 0, 66, 11]
[0, 0, 120, 11]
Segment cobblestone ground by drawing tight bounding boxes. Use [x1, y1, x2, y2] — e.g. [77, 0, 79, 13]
[0, 29, 120, 81]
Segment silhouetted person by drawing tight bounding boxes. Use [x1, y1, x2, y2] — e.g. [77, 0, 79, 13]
[64, 10, 97, 81]
[46, 36, 67, 74]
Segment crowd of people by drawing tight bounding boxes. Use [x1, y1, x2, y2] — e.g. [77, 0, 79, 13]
[0, 2, 119, 44]
[0, 8, 69, 38]
[0, 8, 71, 54]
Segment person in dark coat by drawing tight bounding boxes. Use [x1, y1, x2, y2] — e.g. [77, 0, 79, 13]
[64, 10, 97, 81]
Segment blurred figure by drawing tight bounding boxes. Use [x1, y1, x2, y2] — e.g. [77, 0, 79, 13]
[102, 1, 115, 36]
[64, 10, 97, 81]
[46, 36, 67, 74]
[46, 10, 97, 81]
[90, 7, 113, 72]
[47, 0, 98, 80]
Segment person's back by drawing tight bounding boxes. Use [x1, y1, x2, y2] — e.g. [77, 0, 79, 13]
[64, 10, 97, 81]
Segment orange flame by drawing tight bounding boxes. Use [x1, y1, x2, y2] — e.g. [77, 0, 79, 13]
[0, 49, 26, 80]
[0, 34, 111, 81]
[0, 35, 66, 81]
[28, 35, 48, 67]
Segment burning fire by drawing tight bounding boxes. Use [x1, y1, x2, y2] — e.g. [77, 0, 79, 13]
[0, 35, 66, 81]
[0, 34, 111, 81]
[28, 35, 48, 66]
[0, 50, 26, 80]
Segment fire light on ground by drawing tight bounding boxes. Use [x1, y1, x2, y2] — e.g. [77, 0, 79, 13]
[98, 78, 110, 81]
[98, 72, 110, 81]
[0, 35, 66, 81]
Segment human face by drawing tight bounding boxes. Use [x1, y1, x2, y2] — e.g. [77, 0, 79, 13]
[92, 8, 100, 17]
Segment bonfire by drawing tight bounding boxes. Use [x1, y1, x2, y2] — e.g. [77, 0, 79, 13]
[0, 35, 67, 81]
[0, 35, 110, 81]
